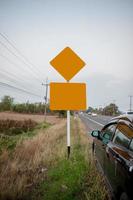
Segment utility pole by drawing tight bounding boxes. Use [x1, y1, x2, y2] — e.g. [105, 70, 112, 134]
[129, 95, 133, 111]
[113, 100, 116, 116]
[42, 78, 49, 121]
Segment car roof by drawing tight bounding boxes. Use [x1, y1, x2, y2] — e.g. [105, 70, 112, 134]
[102, 116, 133, 138]
[111, 114, 133, 124]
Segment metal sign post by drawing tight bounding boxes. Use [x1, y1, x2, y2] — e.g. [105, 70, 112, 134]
[67, 80, 70, 158]
[67, 110, 70, 158]
[49, 47, 86, 159]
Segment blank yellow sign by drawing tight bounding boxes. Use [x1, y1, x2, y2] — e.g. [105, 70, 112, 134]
[50, 47, 85, 81]
[50, 83, 86, 110]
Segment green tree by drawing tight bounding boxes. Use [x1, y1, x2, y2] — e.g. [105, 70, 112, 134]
[103, 103, 120, 116]
[0, 96, 14, 111]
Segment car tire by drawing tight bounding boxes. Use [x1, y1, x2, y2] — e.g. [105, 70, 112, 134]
[119, 192, 129, 200]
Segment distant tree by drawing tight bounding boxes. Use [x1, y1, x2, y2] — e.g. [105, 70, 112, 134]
[0, 95, 54, 115]
[0, 96, 14, 111]
[102, 103, 120, 116]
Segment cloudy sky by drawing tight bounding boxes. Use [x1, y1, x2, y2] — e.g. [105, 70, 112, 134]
[0, 0, 133, 111]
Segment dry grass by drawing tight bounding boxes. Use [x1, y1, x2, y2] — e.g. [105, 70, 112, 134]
[0, 111, 62, 124]
[0, 116, 108, 200]
[0, 119, 37, 135]
[0, 117, 66, 199]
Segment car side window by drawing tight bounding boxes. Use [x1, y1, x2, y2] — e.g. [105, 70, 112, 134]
[101, 124, 116, 144]
[113, 124, 130, 148]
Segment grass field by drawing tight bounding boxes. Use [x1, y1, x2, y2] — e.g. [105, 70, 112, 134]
[0, 111, 62, 124]
[0, 112, 109, 200]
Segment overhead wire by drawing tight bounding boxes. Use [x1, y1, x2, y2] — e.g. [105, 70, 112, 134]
[0, 40, 41, 83]
[0, 32, 46, 102]
[0, 54, 44, 102]
[0, 86, 37, 103]
[0, 53, 41, 87]
[0, 69, 42, 96]
[0, 81, 42, 98]
[0, 40, 42, 83]
[0, 32, 44, 80]
[0, 53, 29, 76]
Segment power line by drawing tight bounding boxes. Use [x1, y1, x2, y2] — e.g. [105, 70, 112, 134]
[0, 40, 41, 83]
[0, 54, 43, 99]
[0, 69, 42, 95]
[0, 53, 27, 75]
[0, 33, 46, 101]
[0, 60, 43, 93]
[0, 81, 42, 98]
[0, 53, 42, 86]
[0, 86, 37, 103]
[0, 32, 43, 79]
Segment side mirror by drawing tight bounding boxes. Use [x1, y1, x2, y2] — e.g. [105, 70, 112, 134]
[91, 130, 101, 138]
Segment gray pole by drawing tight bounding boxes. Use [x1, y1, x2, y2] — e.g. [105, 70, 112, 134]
[67, 80, 70, 159]
[129, 95, 133, 111]
[42, 78, 49, 121]
[67, 110, 70, 158]
[113, 100, 116, 116]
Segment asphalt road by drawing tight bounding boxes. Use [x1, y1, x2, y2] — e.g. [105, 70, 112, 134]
[80, 113, 113, 132]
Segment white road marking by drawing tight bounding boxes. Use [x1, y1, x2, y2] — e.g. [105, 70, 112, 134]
[84, 115, 104, 127]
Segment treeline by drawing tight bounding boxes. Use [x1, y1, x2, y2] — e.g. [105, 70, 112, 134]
[0, 96, 50, 114]
[0, 95, 70, 117]
[12, 102, 50, 114]
[87, 103, 121, 116]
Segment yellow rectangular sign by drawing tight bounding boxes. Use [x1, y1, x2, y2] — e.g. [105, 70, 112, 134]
[50, 82, 86, 110]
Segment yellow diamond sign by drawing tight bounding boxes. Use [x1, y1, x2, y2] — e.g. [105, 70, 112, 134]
[50, 47, 85, 81]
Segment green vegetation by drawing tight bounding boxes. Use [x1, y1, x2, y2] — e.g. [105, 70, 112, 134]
[87, 103, 120, 116]
[0, 95, 50, 114]
[30, 118, 108, 200]
[37, 151, 106, 200]
[0, 119, 37, 135]
[0, 117, 108, 200]
[0, 96, 14, 111]
[102, 103, 120, 116]
[0, 119, 51, 153]
[37, 149, 88, 200]
[0, 95, 69, 117]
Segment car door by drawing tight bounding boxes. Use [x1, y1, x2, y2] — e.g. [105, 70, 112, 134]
[94, 123, 117, 173]
[105, 122, 133, 196]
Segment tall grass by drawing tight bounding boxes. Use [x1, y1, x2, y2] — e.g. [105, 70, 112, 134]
[0, 120, 50, 153]
[0, 117, 108, 200]
[0, 119, 37, 135]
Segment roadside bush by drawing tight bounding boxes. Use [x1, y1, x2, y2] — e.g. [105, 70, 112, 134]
[0, 119, 38, 135]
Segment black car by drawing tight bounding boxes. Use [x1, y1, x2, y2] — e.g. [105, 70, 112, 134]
[91, 115, 133, 200]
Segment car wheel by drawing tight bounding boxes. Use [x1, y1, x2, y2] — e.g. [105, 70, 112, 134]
[119, 192, 129, 200]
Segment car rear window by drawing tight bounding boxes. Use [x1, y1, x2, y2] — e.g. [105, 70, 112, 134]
[116, 123, 133, 138]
